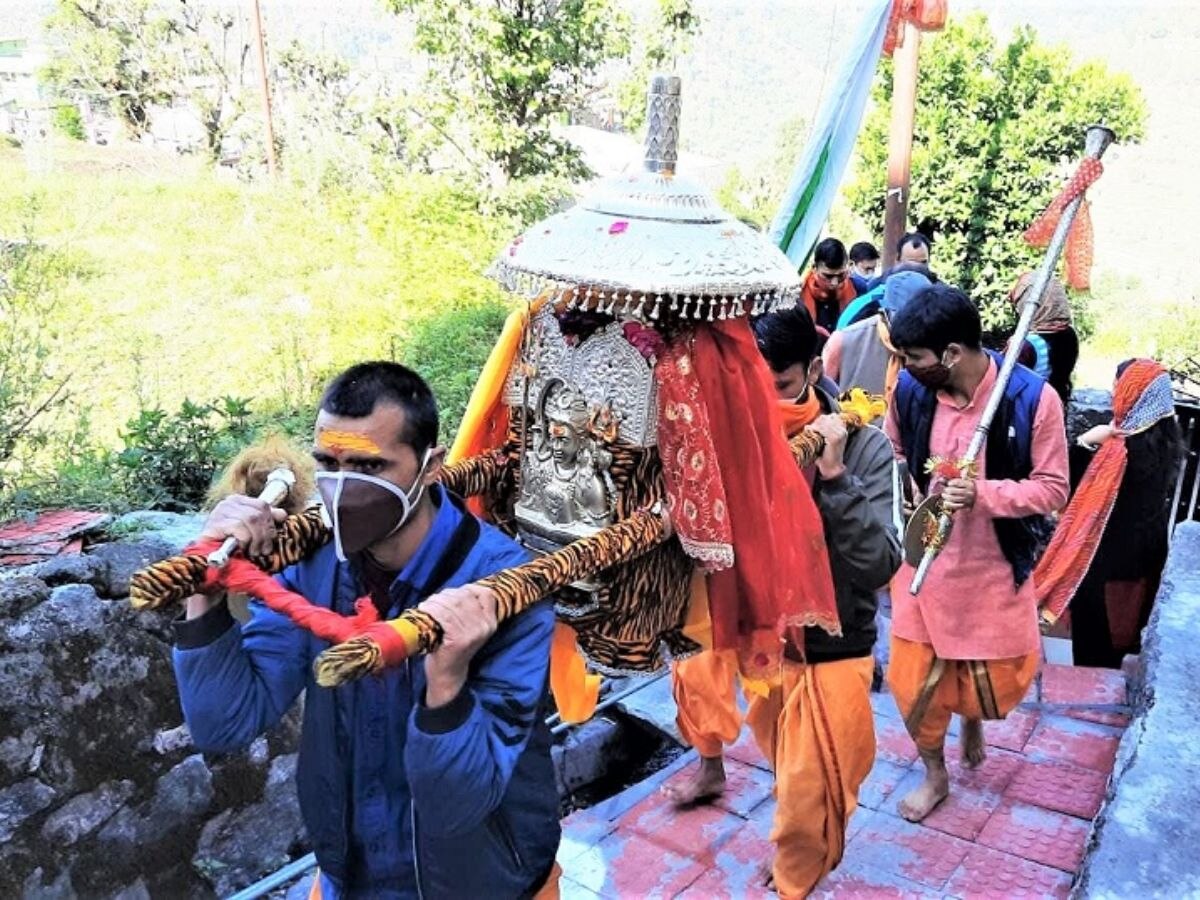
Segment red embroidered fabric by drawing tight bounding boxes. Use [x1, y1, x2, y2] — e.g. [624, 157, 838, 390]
[656, 332, 735, 571]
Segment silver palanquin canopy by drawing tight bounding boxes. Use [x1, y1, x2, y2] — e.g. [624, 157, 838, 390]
[490, 75, 801, 322]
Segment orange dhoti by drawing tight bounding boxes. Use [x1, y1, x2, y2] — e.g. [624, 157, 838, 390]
[671, 649, 743, 757]
[887, 635, 1039, 752]
[745, 656, 876, 900]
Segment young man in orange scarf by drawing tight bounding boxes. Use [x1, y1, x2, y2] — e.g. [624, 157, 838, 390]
[801, 237, 859, 332]
[665, 305, 902, 897]
[884, 285, 1069, 822]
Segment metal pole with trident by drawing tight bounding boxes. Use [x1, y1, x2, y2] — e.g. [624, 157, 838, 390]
[908, 123, 1117, 597]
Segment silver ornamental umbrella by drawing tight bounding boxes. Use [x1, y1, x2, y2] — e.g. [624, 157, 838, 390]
[490, 75, 801, 323]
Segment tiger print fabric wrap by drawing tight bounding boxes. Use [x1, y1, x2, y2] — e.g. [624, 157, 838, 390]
[788, 411, 871, 469]
[438, 450, 511, 501]
[129, 506, 331, 609]
[129, 554, 209, 610]
[479, 408, 699, 672]
[478, 510, 668, 620]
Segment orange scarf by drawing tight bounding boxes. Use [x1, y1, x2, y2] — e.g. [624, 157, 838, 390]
[1035, 360, 1172, 624]
[876, 316, 902, 409]
[801, 270, 857, 324]
[777, 389, 822, 439]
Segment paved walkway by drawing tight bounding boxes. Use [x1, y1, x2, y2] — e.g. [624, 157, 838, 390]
[557, 663, 1129, 898]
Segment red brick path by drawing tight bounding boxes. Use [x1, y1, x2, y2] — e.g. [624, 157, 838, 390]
[557, 664, 1128, 898]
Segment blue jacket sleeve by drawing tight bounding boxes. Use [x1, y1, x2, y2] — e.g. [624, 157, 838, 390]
[404, 561, 553, 838]
[172, 581, 311, 753]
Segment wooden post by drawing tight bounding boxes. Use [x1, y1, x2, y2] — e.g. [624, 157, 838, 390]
[250, 0, 278, 177]
[882, 21, 921, 269]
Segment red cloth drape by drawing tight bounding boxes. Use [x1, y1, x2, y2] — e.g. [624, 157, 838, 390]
[690, 320, 840, 677]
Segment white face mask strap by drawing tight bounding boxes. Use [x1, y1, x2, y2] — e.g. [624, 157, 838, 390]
[405, 448, 434, 505]
[330, 475, 348, 561]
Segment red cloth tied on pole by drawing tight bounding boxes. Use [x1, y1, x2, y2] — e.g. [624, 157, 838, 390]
[1024, 158, 1104, 291]
[189, 538, 379, 643]
[663, 319, 839, 679]
[884, 0, 948, 56]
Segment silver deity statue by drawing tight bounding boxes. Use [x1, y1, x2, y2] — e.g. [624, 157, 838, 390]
[515, 378, 615, 552]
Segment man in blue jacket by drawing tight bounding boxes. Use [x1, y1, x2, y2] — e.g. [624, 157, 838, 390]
[173, 361, 560, 899]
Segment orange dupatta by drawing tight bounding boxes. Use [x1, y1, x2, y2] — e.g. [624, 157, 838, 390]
[1035, 360, 1174, 624]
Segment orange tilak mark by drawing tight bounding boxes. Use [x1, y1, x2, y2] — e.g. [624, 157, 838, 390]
[317, 430, 382, 455]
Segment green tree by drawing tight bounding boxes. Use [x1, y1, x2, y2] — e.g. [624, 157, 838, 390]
[43, 1, 251, 160]
[618, 0, 701, 132]
[42, 0, 178, 137]
[847, 14, 1146, 333]
[387, 0, 631, 181]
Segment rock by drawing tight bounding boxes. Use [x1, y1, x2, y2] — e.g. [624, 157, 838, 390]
[86, 538, 176, 599]
[248, 736, 270, 768]
[1066, 387, 1113, 442]
[0, 575, 50, 619]
[192, 754, 305, 897]
[0, 729, 43, 781]
[554, 716, 624, 795]
[99, 755, 214, 849]
[33, 555, 107, 590]
[41, 779, 135, 845]
[107, 511, 206, 554]
[3, 584, 106, 644]
[20, 865, 76, 900]
[0, 778, 57, 842]
[110, 878, 151, 900]
[151, 724, 193, 757]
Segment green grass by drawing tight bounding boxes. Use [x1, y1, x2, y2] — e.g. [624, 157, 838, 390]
[0, 140, 513, 451]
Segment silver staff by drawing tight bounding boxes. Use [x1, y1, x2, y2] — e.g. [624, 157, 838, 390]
[207, 467, 296, 567]
[909, 123, 1116, 596]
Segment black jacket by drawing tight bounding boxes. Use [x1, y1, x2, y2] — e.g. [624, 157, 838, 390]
[799, 391, 904, 663]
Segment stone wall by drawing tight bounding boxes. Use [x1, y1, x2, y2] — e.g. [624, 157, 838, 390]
[1075, 521, 1200, 897]
[0, 516, 308, 899]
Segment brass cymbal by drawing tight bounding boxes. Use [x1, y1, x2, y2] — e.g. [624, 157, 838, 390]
[903, 494, 944, 568]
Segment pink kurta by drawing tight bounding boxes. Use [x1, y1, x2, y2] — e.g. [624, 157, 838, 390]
[885, 360, 1069, 660]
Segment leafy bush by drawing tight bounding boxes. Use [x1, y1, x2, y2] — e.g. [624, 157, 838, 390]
[116, 397, 254, 511]
[394, 297, 511, 442]
[848, 13, 1147, 337]
[52, 104, 86, 141]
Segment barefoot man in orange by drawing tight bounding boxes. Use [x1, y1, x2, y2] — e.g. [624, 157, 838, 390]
[667, 305, 902, 896]
[884, 285, 1069, 821]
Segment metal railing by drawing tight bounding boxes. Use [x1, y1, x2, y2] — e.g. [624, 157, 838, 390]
[1171, 398, 1200, 534]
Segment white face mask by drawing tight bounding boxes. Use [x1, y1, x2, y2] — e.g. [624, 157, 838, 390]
[316, 449, 432, 561]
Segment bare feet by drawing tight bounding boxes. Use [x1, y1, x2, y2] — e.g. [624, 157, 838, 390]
[961, 717, 987, 769]
[662, 755, 726, 806]
[899, 749, 949, 822]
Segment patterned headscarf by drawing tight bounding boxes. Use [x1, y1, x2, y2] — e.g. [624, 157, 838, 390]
[1010, 271, 1073, 334]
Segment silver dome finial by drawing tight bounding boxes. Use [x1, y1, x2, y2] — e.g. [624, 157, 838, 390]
[643, 74, 681, 176]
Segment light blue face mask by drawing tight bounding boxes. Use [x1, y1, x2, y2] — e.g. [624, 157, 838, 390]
[315, 450, 432, 561]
